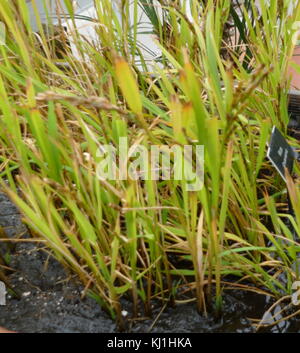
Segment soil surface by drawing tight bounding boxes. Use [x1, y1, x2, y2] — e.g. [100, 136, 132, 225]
[1, 193, 300, 333]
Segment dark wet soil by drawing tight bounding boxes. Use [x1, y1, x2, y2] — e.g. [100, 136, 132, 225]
[1, 192, 300, 333]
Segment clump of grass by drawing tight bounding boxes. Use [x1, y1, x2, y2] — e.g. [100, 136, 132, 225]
[0, 0, 300, 327]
